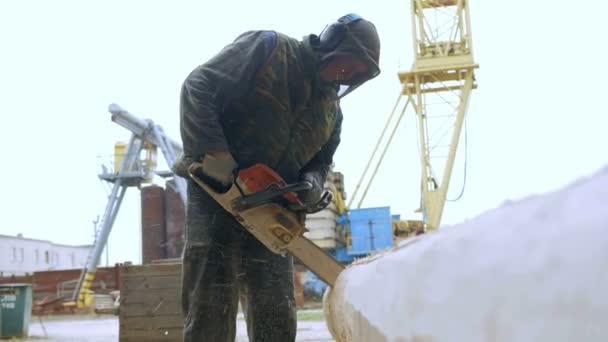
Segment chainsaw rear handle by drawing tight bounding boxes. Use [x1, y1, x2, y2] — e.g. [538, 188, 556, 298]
[188, 162, 332, 213]
[234, 181, 312, 210]
[289, 190, 333, 214]
[235, 180, 333, 214]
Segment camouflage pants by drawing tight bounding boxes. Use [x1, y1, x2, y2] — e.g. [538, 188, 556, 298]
[182, 180, 297, 342]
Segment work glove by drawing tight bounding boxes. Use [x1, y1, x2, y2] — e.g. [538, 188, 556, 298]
[297, 172, 324, 207]
[171, 154, 194, 179]
[200, 152, 237, 187]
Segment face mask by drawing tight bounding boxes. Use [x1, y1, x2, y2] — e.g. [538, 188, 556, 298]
[336, 70, 372, 98]
[337, 84, 360, 99]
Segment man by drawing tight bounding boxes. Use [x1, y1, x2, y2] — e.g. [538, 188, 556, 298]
[173, 13, 381, 341]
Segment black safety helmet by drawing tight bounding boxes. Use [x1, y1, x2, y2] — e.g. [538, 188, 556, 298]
[317, 13, 381, 98]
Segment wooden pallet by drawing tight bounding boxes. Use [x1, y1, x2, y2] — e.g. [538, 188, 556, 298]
[119, 262, 183, 342]
[119, 260, 306, 341]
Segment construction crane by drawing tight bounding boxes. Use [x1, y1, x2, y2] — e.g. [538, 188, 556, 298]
[65, 103, 186, 308]
[348, 0, 478, 234]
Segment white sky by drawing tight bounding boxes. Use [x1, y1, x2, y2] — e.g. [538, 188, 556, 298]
[1, 0, 607, 266]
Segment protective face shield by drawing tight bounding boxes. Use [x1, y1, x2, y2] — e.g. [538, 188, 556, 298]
[318, 13, 381, 98]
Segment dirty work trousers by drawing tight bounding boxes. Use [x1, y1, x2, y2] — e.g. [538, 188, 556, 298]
[182, 180, 297, 342]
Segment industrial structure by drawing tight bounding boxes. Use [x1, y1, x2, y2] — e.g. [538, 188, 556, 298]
[65, 104, 187, 309]
[139, 181, 186, 263]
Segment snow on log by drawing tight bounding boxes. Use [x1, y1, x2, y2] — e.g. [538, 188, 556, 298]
[324, 166, 608, 342]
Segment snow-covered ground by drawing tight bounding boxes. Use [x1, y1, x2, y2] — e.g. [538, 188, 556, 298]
[25, 310, 333, 341]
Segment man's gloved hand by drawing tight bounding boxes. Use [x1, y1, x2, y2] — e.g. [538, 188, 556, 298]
[171, 154, 194, 179]
[201, 152, 237, 187]
[297, 172, 324, 207]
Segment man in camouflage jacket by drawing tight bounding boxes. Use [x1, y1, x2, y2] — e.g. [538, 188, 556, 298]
[173, 13, 381, 342]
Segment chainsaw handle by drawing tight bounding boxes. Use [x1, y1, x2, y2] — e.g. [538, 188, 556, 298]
[288, 190, 333, 214]
[187, 162, 235, 193]
[233, 181, 312, 210]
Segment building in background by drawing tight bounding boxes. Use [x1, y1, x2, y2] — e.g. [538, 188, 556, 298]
[0, 234, 91, 276]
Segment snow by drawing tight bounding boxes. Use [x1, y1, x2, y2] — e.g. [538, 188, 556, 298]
[325, 166, 608, 342]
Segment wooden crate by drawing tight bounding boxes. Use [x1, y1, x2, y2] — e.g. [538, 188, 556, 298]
[118, 260, 306, 341]
[119, 262, 183, 341]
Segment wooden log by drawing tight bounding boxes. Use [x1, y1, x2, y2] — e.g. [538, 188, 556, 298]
[324, 167, 608, 342]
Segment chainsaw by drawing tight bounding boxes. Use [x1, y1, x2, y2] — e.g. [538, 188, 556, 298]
[188, 163, 344, 286]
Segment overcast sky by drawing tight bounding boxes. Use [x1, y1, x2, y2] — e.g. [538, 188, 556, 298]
[1, 0, 606, 265]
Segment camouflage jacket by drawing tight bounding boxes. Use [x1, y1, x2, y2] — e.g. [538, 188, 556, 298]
[176, 30, 342, 183]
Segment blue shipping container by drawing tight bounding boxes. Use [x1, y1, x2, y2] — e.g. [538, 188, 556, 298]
[332, 247, 355, 263]
[304, 271, 328, 298]
[347, 207, 393, 256]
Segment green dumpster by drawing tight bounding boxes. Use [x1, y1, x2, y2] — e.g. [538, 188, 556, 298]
[0, 283, 33, 339]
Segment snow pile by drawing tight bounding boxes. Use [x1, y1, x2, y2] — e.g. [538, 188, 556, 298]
[324, 166, 608, 342]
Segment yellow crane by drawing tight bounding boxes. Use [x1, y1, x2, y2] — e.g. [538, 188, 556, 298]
[348, 0, 478, 234]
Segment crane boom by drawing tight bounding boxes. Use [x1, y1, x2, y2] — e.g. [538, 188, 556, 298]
[109, 103, 183, 158]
